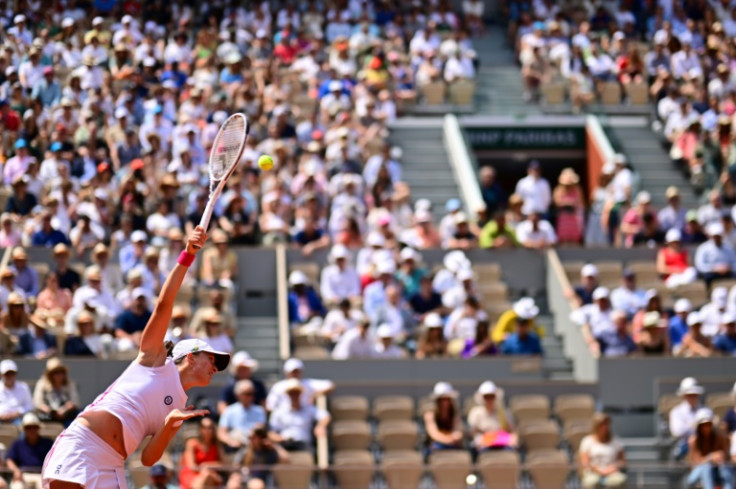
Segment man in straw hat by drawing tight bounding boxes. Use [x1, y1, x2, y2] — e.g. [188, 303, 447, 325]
[0, 267, 25, 306]
[670, 376, 705, 459]
[266, 358, 334, 412]
[268, 378, 331, 451]
[16, 313, 57, 358]
[73, 265, 119, 317]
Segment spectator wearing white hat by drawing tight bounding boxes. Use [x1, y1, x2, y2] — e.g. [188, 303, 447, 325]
[677, 312, 714, 358]
[439, 198, 463, 247]
[218, 351, 265, 415]
[287, 271, 326, 325]
[119, 229, 148, 275]
[491, 297, 544, 344]
[268, 378, 331, 452]
[596, 310, 637, 357]
[319, 244, 360, 307]
[407, 208, 442, 249]
[713, 312, 736, 355]
[331, 313, 374, 360]
[5, 412, 53, 489]
[395, 247, 426, 300]
[355, 231, 387, 277]
[686, 408, 733, 489]
[363, 258, 397, 319]
[572, 286, 615, 356]
[701, 287, 730, 338]
[569, 264, 600, 307]
[636, 311, 670, 355]
[424, 382, 464, 452]
[0, 360, 32, 425]
[500, 305, 543, 356]
[610, 268, 646, 318]
[265, 358, 335, 413]
[374, 324, 407, 359]
[416, 313, 448, 359]
[670, 377, 705, 459]
[695, 221, 736, 286]
[658, 228, 698, 289]
[669, 299, 692, 349]
[468, 381, 516, 451]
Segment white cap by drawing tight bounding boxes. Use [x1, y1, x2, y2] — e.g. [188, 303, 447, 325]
[143, 56, 156, 67]
[92, 16, 104, 26]
[13, 14, 25, 24]
[114, 107, 129, 119]
[424, 312, 443, 328]
[390, 147, 403, 160]
[172, 338, 230, 371]
[231, 350, 259, 371]
[21, 412, 40, 427]
[121, 14, 133, 24]
[330, 244, 349, 260]
[654, 30, 668, 45]
[674, 298, 692, 313]
[415, 209, 432, 223]
[694, 407, 714, 426]
[329, 80, 343, 91]
[665, 228, 682, 243]
[678, 376, 704, 396]
[712, 287, 728, 308]
[61, 18, 75, 28]
[288, 270, 308, 286]
[602, 162, 616, 174]
[399, 247, 418, 262]
[414, 198, 432, 212]
[376, 260, 396, 275]
[131, 287, 148, 299]
[0, 359, 18, 375]
[722, 311, 736, 324]
[432, 381, 458, 399]
[283, 358, 304, 373]
[366, 232, 386, 247]
[592, 287, 610, 300]
[707, 222, 724, 236]
[94, 188, 108, 200]
[131, 230, 147, 243]
[581, 264, 599, 277]
[457, 268, 474, 282]
[377, 324, 394, 338]
[477, 380, 497, 396]
[687, 311, 702, 327]
[636, 191, 652, 205]
[443, 250, 470, 273]
[679, 31, 693, 44]
[645, 288, 660, 302]
[513, 297, 539, 320]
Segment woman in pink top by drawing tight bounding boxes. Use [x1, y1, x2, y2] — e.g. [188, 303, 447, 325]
[42, 227, 231, 489]
[620, 191, 656, 248]
[36, 274, 73, 314]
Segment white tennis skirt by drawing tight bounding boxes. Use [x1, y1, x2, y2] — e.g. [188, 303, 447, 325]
[42, 420, 126, 489]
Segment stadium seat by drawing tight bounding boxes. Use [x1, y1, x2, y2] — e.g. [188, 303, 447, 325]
[0, 424, 19, 449]
[462, 396, 479, 417]
[563, 419, 593, 453]
[32, 262, 50, 284]
[373, 395, 414, 421]
[333, 450, 375, 489]
[563, 261, 585, 282]
[600, 82, 622, 105]
[510, 394, 550, 423]
[554, 394, 595, 424]
[289, 262, 320, 285]
[428, 450, 472, 489]
[331, 420, 372, 451]
[520, 419, 560, 452]
[474, 263, 503, 283]
[129, 466, 151, 489]
[273, 451, 314, 489]
[331, 395, 370, 421]
[671, 282, 708, 306]
[176, 282, 195, 305]
[626, 82, 649, 105]
[381, 450, 423, 489]
[477, 450, 520, 489]
[478, 282, 508, 302]
[416, 396, 435, 418]
[421, 81, 447, 105]
[39, 422, 65, 439]
[658, 393, 681, 420]
[293, 345, 329, 359]
[448, 79, 475, 105]
[706, 392, 733, 421]
[526, 449, 571, 489]
[377, 420, 419, 452]
[541, 82, 566, 105]
[626, 261, 661, 286]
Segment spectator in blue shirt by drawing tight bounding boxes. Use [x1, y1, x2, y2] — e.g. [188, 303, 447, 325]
[571, 264, 599, 307]
[596, 310, 637, 357]
[30, 66, 61, 107]
[6, 413, 54, 483]
[31, 210, 69, 247]
[9, 247, 38, 297]
[218, 380, 267, 453]
[119, 229, 148, 275]
[713, 314, 736, 355]
[669, 299, 692, 348]
[115, 288, 152, 351]
[501, 317, 543, 355]
[287, 270, 326, 324]
[141, 464, 179, 489]
[16, 313, 57, 358]
[694, 222, 736, 286]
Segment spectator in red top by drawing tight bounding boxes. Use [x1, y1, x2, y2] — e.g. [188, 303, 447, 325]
[273, 36, 299, 64]
[0, 99, 20, 132]
[657, 229, 698, 288]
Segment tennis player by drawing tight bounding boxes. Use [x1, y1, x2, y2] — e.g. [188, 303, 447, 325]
[42, 226, 231, 489]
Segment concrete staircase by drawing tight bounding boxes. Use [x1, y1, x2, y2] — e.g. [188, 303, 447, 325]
[605, 117, 700, 209]
[622, 437, 689, 488]
[234, 316, 281, 376]
[537, 315, 574, 381]
[388, 118, 460, 212]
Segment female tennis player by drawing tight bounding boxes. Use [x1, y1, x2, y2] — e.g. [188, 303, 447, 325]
[43, 226, 231, 489]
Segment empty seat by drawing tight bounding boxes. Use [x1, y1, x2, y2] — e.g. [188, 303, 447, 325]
[381, 450, 423, 489]
[554, 394, 596, 424]
[510, 394, 550, 423]
[292, 345, 329, 359]
[449, 79, 475, 105]
[477, 450, 520, 489]
[520, 419, 560, 452]
[626, 261, 660, 286]
[373, 395, 414, 421]
[563, 261, 585, 282]
[331, 420, 372, 451]
[428, 450, 472, 489]
[377, 420, 419, 451]
[273, 451, 314, 489]
[658, 393, 681, 420]
[526, 449, 571, 489]
[333, 450, 375, 489]
[563, 419, 593, 452]
[541, 82, 566, 105]
[600, 82, 622, 105]
[672, 282, 708, 306]
[706, 392, 733, 421]
[129, 466, 152, 489]
[39, 422, 65, 439]
[421, 81, 447, 105]
[474, 263, 503, 283]
[331, 395, 370, 421]
[626, 81, 649, 105]
[478, 282, 508, 302]
[289, 262, 320, 285]
[416, 396, 435, 418]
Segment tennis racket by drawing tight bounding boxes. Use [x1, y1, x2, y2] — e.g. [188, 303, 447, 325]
[197, 113, 249, 237]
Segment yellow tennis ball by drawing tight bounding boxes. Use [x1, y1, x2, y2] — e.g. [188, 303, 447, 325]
[258, 155, 274, 171]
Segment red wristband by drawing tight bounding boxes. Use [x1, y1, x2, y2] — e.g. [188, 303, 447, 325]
[177, 251, 195, 267]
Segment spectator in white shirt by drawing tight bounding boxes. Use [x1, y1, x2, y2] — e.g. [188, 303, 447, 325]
[670, 34, 702, 81]
[608, 154, 632, 206]
[515, 212, 557, 249]
[0, 360, 33, 426]
[356, 232, 387, 277]
[363, 259, 397, 319]
[699, 287, 729, 338]
[266, 358, 335, 413]
[374, 324, 407, 358]
[572, 287, 615, 357]
[658, 186, 687, 233]
[698, 190, 726, 228]
[321, 299, 362, 344]
[268, 378, 330, 451]
[320, 244, 361, 307]
[670, 377, 705, 460]
[514, 160, 551, 216]
[332, 313, 374, 360]
[610, 268, 646, 318]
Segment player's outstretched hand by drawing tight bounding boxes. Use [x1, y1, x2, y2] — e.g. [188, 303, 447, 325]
[186, 226, 208, 253]
[166, 405, 210, 428]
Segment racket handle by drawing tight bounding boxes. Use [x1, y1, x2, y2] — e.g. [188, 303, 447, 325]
[197, 198, 216, 247]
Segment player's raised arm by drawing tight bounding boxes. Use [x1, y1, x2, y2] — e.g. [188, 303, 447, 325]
[138, 226, 207, 365]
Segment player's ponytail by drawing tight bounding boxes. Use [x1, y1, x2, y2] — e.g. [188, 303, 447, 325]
[164, 340, 175, 357]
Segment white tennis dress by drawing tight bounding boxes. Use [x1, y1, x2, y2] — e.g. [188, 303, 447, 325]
[42, 359, 188, 488]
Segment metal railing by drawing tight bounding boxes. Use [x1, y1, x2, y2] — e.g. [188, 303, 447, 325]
[443, 114, 484, 215]
[275, 243, 291, 361]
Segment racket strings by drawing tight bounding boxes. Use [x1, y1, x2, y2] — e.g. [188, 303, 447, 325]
[211, 117, 246, 180]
